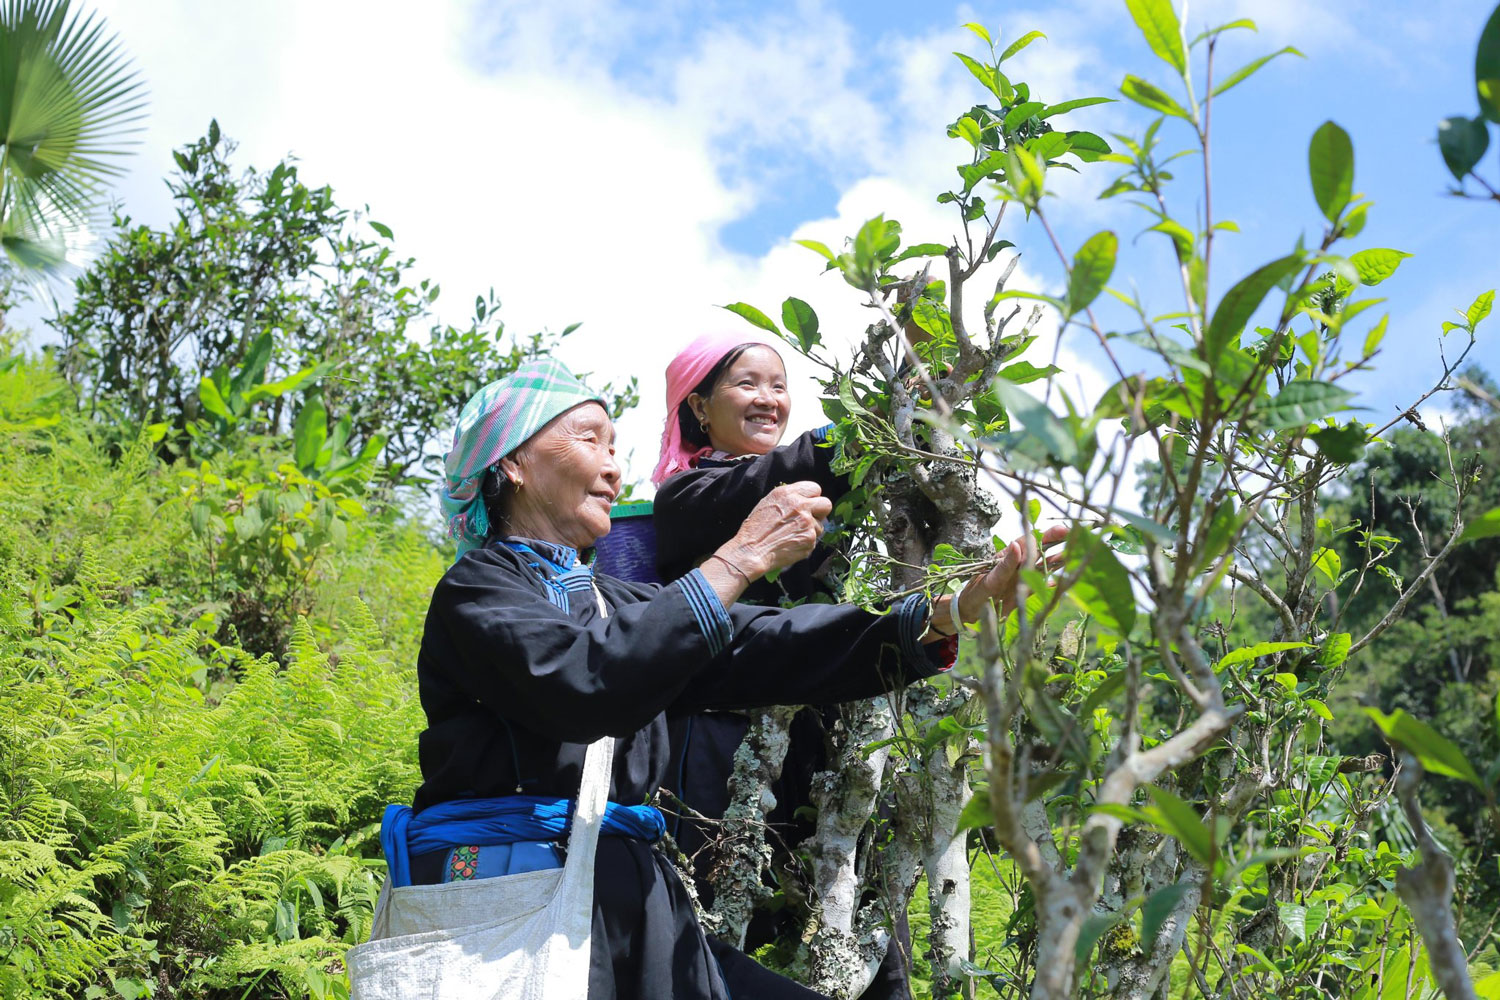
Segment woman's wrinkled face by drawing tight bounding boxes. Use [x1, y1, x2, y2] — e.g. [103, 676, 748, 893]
[499, 402, 621, 550]
[690, 346, 790, 457]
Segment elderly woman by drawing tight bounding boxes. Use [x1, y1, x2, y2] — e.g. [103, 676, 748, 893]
[390, 358, 1038, 1000]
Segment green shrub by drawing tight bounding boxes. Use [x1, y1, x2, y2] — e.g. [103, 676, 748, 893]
[0, 339, 439, 998]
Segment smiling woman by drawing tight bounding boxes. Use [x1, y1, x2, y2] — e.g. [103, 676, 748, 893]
[649, 330, 930, 996]
[687, 343, 791, 455]
[490, 403, 622, 549]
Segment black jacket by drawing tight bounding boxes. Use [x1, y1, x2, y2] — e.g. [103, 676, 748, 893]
[653, 428, 848, 606]
[411, 539, 941, 1000]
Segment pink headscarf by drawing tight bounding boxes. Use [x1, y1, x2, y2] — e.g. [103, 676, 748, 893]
[652, 330, 783, 485]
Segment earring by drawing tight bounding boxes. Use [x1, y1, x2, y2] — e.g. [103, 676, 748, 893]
[512, 475, 524, 489]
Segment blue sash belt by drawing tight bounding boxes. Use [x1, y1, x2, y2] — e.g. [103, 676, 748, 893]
[381, 796, 666, 888]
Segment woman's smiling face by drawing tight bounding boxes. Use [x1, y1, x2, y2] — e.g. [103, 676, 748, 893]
[690, 345, 790, 457]
[498, 402, 621, 549]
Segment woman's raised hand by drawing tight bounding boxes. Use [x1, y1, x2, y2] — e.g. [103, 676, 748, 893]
[955, 524, 1071, 623]
[697, 489, 1070, 631]
[728, 482, 832, 578]
[693, 479, 834, 605]
[696, 482, 831, 607]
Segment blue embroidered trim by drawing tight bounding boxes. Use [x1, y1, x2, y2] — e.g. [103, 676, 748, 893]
[519, 539, 580, 570]
[676, 569, 733, 656]
[496, 538, 594, 613]
[812, 423, 834, 442]
[555, 568, 595, 592]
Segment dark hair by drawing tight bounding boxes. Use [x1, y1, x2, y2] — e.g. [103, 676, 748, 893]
[480, 465, 515, 541]
[676, 343, 760, 450]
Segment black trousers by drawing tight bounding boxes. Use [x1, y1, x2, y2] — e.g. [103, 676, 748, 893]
[709, 938, 826, 998]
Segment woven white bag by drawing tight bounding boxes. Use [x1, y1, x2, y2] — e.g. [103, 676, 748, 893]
[346, 731, 613, 1000]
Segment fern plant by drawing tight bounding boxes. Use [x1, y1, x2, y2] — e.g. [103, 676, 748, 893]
[1, 343, 435, 998]
[2, 597, 423, 998]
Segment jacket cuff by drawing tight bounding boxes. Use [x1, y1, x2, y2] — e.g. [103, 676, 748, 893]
[676, 569, 734, 656]
[894, 593, 956, 674]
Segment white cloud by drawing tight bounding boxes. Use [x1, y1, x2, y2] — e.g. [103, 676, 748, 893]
[44, 0, 1119, 504]
[667, 7, 883, 175]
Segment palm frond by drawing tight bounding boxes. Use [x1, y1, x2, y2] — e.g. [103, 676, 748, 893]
[0, 0, 146, 272]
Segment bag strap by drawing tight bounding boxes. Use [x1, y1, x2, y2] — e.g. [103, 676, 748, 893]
[559, 737, 614, 882]
[557, 582, 614, 884]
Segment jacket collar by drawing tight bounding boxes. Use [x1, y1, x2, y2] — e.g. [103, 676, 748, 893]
[493, 536, 588, 574]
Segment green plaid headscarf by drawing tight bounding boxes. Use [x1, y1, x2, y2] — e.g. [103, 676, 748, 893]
[441, 359, 604, 561]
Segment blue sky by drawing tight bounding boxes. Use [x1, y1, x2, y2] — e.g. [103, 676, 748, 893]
[43, 0, 1500, 483]
[488, 0, 1500, 413]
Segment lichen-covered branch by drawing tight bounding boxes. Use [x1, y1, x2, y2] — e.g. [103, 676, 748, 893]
[708, 705, 799, 949]
[806, 697, 898, 996]
[908, 684, 976, 997]
[1392, 754, 1479, 1000]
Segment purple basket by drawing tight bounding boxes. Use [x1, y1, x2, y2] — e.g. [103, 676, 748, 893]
[594, 500, 662, 585]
